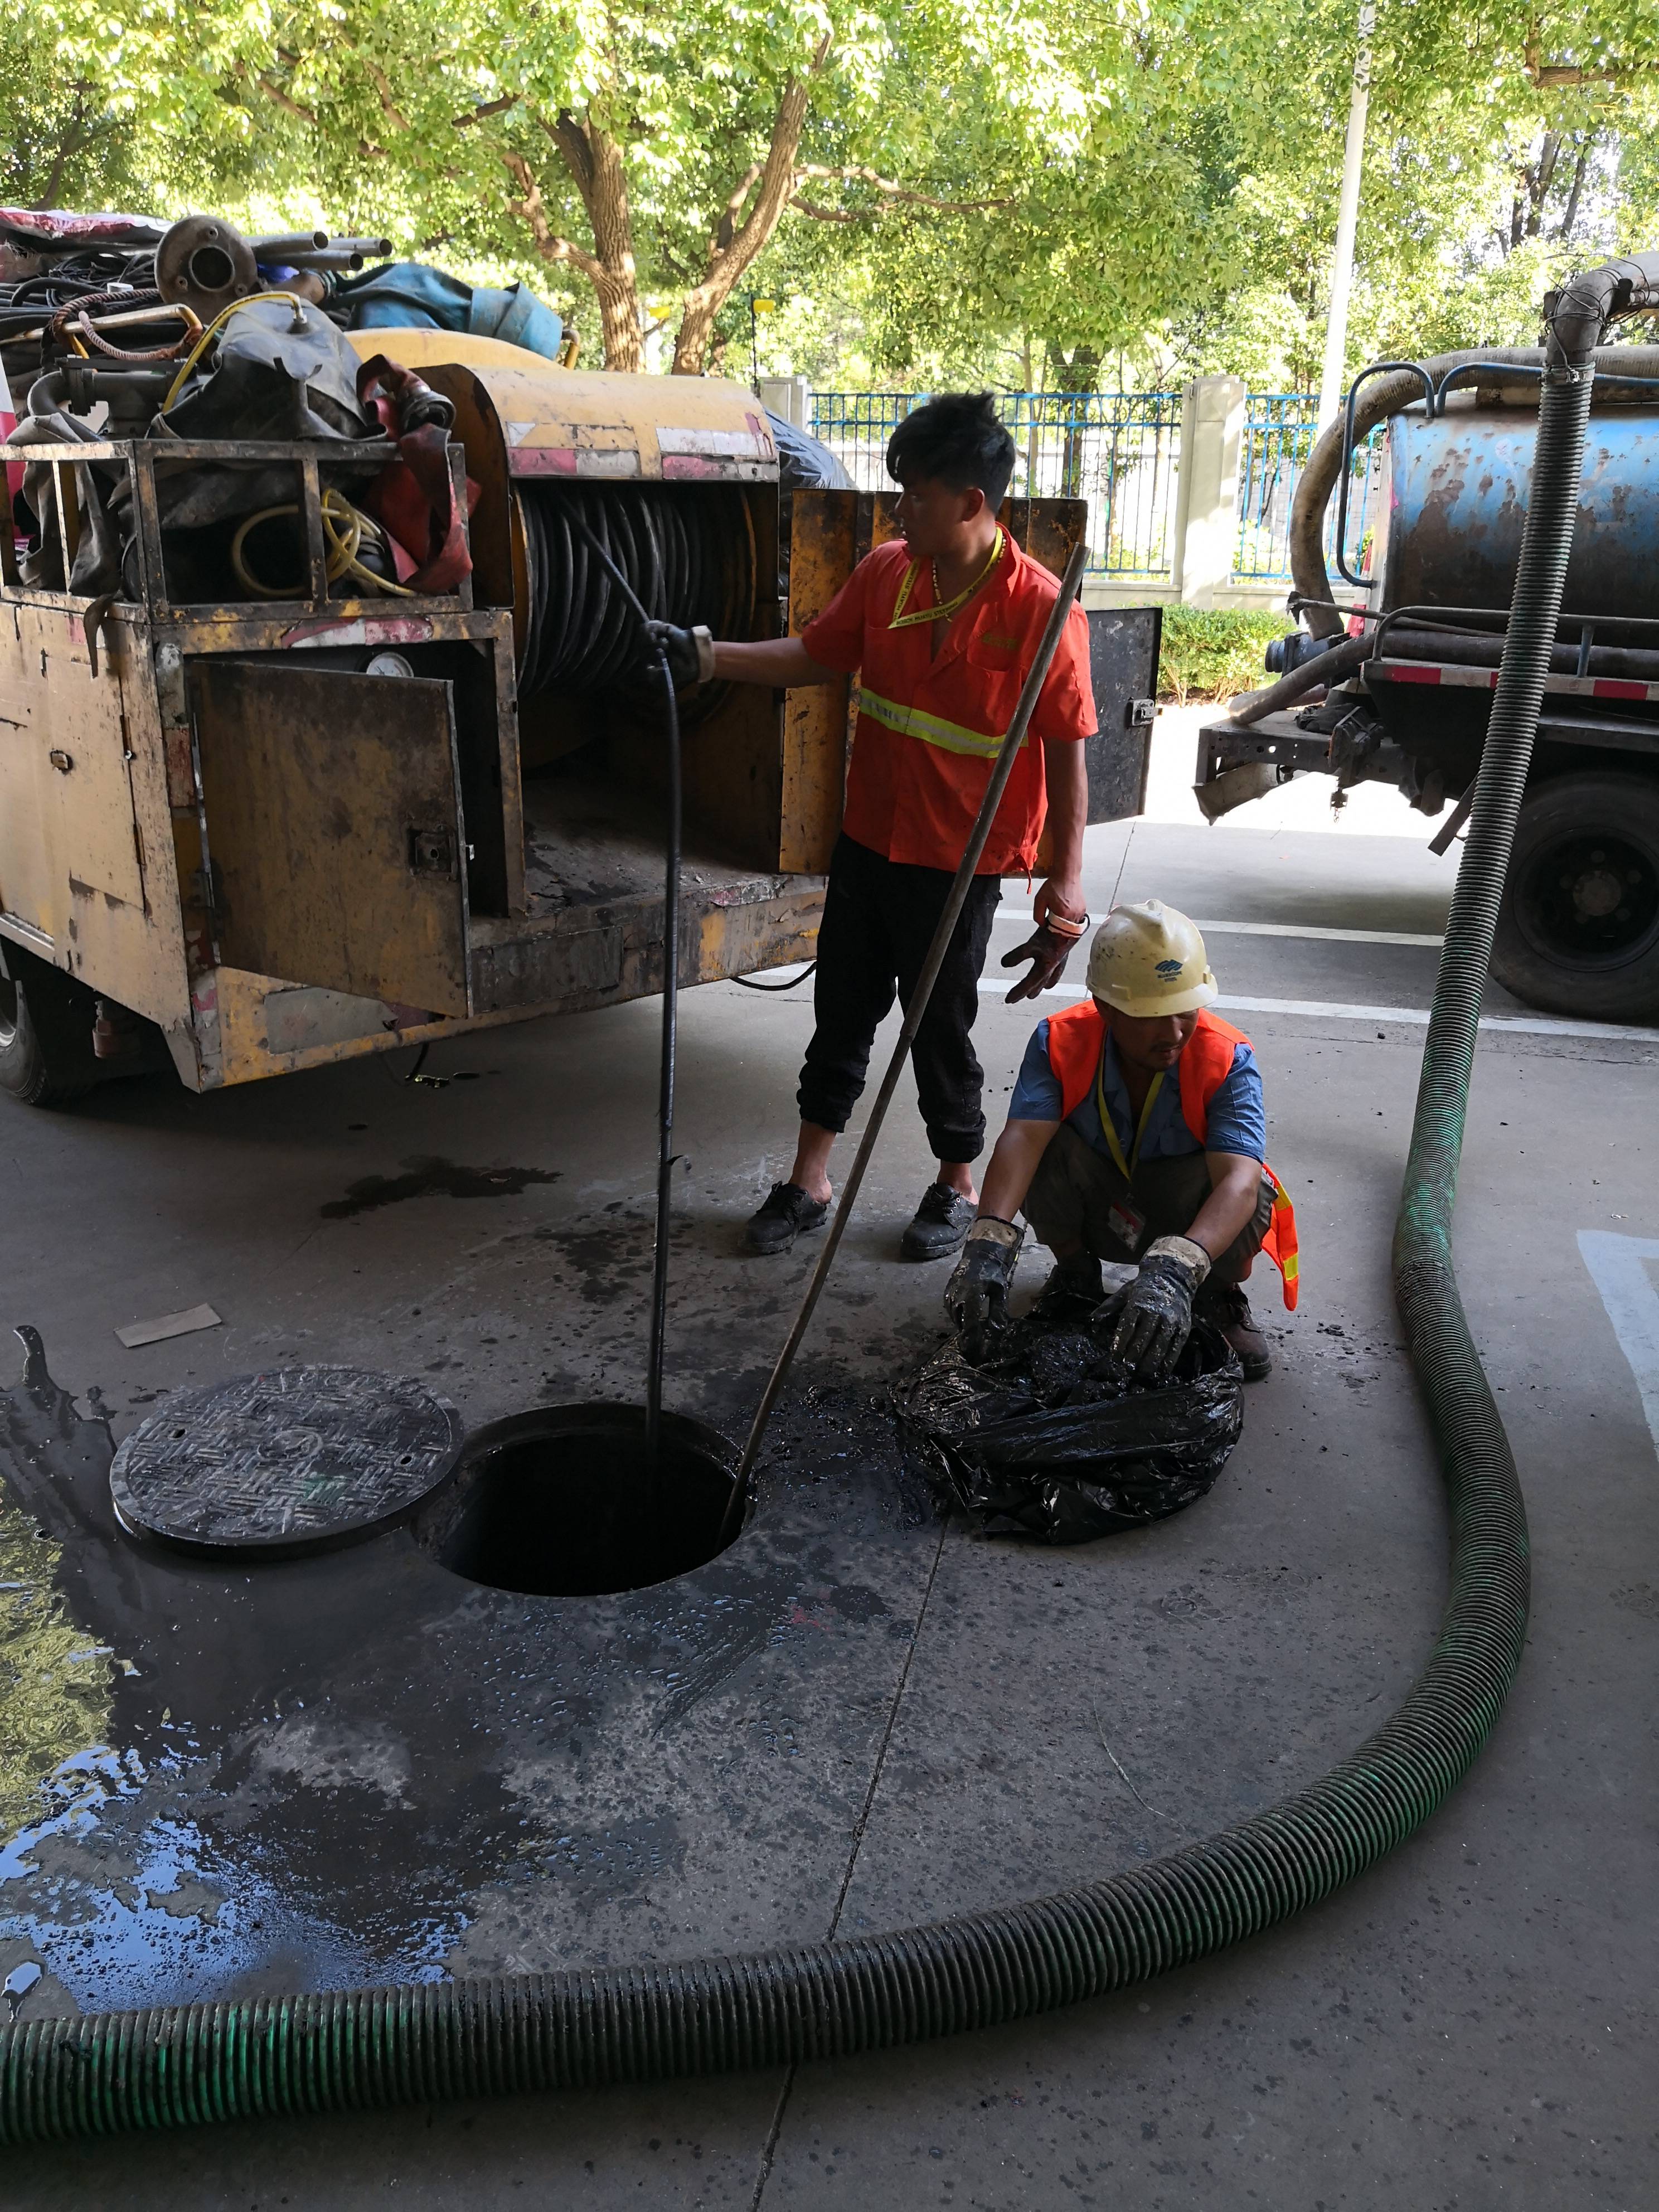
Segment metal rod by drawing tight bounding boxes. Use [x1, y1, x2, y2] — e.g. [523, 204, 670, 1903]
[717, 535, 1090, 1544]
[557, 502, 681, 1467]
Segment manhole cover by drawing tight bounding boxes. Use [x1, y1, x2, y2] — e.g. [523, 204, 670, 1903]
[110, 1366, 463, 1555]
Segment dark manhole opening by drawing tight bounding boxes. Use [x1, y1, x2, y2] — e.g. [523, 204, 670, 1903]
[416, 1403, 739, 1598]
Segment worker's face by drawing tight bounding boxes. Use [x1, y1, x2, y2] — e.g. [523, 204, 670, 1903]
[1102, 1003, 1199, 1072]
[892, 474, 987, 559]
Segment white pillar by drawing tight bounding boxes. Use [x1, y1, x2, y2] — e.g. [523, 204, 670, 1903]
[1317, 1, 1375, 432]
[1172, 376, 1246, 606]
[757, 375, 811, 429]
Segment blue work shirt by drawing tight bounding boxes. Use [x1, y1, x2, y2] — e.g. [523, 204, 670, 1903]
[1008, 1019, 1267, 1165]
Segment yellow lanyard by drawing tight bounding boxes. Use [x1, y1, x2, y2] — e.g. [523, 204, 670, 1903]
[1095, 1044, 1164, 1183]
[887, 528, 1005, 630]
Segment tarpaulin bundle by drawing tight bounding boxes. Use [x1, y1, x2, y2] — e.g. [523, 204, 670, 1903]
[327, 261, 564, 361]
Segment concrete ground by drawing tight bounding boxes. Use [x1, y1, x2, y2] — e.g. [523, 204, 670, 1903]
[3, 710, 1657, 2209]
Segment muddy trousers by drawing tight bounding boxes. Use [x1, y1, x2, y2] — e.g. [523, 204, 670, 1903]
[1020, 1125, 1274, 1286]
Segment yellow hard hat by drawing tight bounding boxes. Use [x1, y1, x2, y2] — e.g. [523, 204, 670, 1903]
[1085, 900, 1218, 1017]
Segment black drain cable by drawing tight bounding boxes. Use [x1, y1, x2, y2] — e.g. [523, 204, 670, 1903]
[730, 959, 817, 992]
[717, 540, 1090, 1544]
[552, 500, 682, 1466]
[7, 246, 1650, 2134]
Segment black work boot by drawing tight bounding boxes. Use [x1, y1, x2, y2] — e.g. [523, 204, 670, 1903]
[745, 1181, 830, 1255]
[1199, 1282, 1272, 1381]
[900, 1183, 977, 1262]
[1031, 1250, 1104, 1317]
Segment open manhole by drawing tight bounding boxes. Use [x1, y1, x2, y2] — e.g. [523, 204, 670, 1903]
[415, 1403, 739, 1598]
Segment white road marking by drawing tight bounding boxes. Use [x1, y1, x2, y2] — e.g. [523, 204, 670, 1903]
[974, 978, 1659, 1044]
[733, 966, 1659, 1046]
[995, 910, 1443, 947]
[1577, 1231, 1659, 1456]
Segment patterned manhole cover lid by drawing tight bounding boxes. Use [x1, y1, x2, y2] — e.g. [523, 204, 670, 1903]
[110, 1366, 463, 1554]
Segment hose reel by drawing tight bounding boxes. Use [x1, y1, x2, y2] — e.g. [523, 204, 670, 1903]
[515, 482, 755, 702]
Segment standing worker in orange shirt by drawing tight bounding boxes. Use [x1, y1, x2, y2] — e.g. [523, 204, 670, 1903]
[649, 392, 1097, 1262]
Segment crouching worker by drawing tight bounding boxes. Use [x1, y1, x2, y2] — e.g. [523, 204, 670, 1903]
[944, 902, 1298, 1381]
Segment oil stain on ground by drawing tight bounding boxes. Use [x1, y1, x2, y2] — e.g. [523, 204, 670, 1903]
[321, 1156, 561, 1219]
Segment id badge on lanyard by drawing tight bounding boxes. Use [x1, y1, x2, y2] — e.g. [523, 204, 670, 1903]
[1098, 1049, 1163, 1256]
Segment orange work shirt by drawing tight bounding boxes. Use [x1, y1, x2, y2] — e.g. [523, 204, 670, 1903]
[800, 533, 1096, 875]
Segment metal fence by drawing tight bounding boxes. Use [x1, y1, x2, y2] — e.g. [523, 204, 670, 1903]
[1233, 391, 1382, 585]
[809, 390, 1182, 580]
[808, 386, 1386, 591]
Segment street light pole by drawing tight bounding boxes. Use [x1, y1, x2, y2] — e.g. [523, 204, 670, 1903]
[1317, 0, 1376, 431]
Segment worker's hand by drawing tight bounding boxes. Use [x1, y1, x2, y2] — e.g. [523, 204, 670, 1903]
[1001, 884, 1089, 1003]
[644, 620, 716, 692]
[945, 1216, 1023, 1364]
[1108, 1234, 1211, 1383]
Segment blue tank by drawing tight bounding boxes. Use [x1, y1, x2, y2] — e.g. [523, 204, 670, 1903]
[1378, 405, 1659, 619]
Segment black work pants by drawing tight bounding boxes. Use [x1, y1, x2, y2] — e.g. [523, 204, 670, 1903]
[797, 835, 1001, 1163]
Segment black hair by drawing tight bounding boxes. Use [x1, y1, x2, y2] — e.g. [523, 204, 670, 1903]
[885, 391, 1015, 510]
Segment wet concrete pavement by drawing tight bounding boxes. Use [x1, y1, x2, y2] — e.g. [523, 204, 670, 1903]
[3, 731, 1656, 2209]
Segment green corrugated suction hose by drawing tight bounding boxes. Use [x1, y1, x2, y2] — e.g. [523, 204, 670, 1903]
[7, 258, 1646, 2142]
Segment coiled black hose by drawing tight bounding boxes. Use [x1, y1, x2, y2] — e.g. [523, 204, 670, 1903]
[7, 259, 1643, 2143]
[516, 482, 754, 701]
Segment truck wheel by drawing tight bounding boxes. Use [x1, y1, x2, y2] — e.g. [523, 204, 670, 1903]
[1492, 772, 1659, 1022]
[0, 942, 99, 1108]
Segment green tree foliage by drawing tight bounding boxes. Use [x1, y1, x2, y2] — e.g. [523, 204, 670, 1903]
[7, 0, 1659, 387]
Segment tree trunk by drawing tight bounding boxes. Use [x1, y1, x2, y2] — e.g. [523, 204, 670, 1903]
[1524, 132, 1560, 237]
[672, 46, 827, 375]
[548, 110, 644, 373]
[1046, 346, 1100, 499]
[1558, 138, 1592, 241]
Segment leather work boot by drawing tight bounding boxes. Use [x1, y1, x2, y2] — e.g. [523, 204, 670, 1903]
[745, 1181, 830, 1255]
[900, 1183, 977, 1261]
[1199, 1282, 1272, 1381]
[1031, 1250, 1104, 1316]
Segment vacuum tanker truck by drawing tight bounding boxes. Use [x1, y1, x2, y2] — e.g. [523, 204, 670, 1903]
[1196, 349, 1659, 1022]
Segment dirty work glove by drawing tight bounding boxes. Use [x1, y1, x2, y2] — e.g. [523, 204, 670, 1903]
[944, 1216, 1023, 1364]
[644, 619, 715, 692]
[1001, 923, 1080, 1002]
[1109, 1234, 1211, 1383]
[1001, 894, 1088, 1003]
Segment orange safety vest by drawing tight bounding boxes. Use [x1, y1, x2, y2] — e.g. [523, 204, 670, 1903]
[1044, 1001, 1301, 1310]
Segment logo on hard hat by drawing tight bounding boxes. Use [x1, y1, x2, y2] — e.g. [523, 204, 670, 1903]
[1154, 958, 1183, 978]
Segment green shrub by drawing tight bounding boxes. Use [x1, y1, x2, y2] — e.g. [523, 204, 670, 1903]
[1157, 605, 1289, 704]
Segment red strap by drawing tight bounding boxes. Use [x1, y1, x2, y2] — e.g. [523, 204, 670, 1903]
[353, 356, 476, 595]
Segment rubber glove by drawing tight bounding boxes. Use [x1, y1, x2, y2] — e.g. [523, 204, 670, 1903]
[1109, 1234, 1211, 1382]
[1001, 885, 1088, 1003]
[643, 620, 715, 692]
[944, 1216, 1023, 1363]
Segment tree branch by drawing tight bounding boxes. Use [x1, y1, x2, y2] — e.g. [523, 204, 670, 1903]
[361, 59, 410, 133]
[716, 162, 764, 252]
[503, 152, 605, 284]
[453, 94, 519, 129]
[236, 62, 319, 124]
[793, 162, 1010, 214]
[32, 91, 89, 213]
[1524, 21, 1659, 85]
[1558, 140, 1592, 240]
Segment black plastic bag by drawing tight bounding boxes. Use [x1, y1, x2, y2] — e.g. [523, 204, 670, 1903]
[894, 1292, 1243, 1542]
